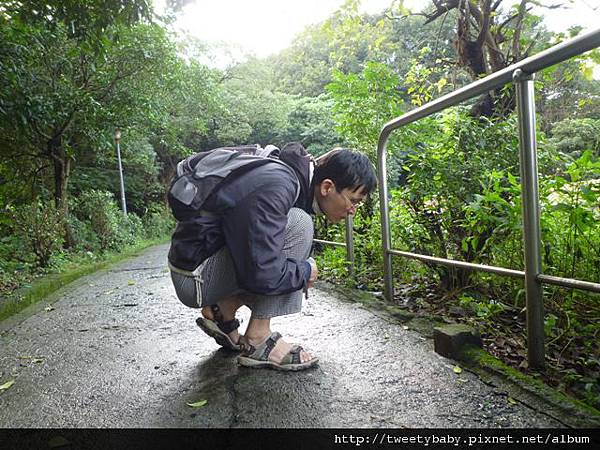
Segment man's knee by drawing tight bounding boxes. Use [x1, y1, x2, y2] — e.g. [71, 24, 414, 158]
[170, 271, 200, 308]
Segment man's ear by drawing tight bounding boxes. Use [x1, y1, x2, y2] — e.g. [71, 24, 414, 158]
[319, 179, 335, 196]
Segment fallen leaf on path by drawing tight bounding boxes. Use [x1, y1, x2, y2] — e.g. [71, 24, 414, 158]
[186, 400, 208, 408]
[17, 356, 44, 363]
[127, 280, 136, 286]
[0, 380, 15, 391]
[453, 366, 463, 374]
[44, 305, 54, 312]
[507, 396, 518, 405]
[402, 326, 409, 330]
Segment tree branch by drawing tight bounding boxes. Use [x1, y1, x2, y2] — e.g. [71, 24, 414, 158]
[422, 0, 459, 25]
[512, 0, 529, 61]
[476, 0, 492, 47]
[522, 31, 541, 58]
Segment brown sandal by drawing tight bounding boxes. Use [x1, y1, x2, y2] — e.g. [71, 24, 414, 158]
[196, 305, 241, 351]
[237, 332, 318, 371]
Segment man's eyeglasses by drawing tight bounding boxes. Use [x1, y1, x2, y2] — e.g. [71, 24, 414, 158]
[338, 190, 364, 210]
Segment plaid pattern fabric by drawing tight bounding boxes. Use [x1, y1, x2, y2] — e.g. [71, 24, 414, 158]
[170, 207, 313, 319]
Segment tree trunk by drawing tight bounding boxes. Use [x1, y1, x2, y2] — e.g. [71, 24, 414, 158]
[49, 135, 75, 248]
[439, 266, 473, 291]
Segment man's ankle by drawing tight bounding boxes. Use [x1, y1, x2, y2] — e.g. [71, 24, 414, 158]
[244, 330, 271, 345]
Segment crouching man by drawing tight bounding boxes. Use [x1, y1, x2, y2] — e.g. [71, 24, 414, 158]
[168, 143, 377, 371]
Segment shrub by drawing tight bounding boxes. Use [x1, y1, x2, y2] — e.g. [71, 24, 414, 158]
[68, 214, 101, 252]
[11, 202, 64, 267]
[142, 203, 175, 239]
[72, 190, 124, 250]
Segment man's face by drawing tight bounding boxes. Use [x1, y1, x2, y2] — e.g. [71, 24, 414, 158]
[317, 180, 367, 223]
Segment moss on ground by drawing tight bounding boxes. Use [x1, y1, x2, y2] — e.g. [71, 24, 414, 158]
[459, 345, 600, 423]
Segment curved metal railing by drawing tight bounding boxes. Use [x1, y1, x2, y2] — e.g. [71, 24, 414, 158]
[376, 28, 600, 368]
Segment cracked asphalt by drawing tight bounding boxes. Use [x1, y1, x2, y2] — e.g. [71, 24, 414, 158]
[0, 244, 569, 428]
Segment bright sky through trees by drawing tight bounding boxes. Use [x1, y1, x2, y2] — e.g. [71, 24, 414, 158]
[154, 0, 599, 58]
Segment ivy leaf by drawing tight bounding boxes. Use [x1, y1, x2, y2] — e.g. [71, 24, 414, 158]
[186, 399, 208, 408]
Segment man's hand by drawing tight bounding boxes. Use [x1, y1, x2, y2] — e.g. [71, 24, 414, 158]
[307, 257, 318, 288]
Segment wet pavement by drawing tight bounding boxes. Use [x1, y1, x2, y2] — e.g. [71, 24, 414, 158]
[0, 244, 568, 428]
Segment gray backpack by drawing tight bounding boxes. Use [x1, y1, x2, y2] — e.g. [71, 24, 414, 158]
[168, 144, 299, 221]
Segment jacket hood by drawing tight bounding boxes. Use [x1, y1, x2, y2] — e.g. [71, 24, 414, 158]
[279, 142, 312, 212]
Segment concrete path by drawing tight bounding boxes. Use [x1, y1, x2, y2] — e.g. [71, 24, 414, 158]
[0, 244, 566, 428]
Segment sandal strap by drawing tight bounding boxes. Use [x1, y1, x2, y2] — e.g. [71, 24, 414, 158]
[217, 318, 240, 335]
[209, 304, 240, 334]
[241, 332, 282, 361]
[281, 345, 303, 365]
[239, 336, 255, 355]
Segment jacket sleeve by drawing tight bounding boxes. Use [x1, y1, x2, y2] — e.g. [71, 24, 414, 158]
[221, 180, 311, 295]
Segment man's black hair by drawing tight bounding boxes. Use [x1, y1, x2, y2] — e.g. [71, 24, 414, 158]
[313, 148, 377, 195]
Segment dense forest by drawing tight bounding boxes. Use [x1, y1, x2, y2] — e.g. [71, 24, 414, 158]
[1, 0, 599, 409]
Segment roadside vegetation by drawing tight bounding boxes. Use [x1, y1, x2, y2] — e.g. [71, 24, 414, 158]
[1, 0, 598, 409]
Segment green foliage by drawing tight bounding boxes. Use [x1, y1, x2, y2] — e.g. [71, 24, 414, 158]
[547, 118, 600, 157]
[282, 95, 342, 156]
[71, 190, 141, 251]
[10, 202, 65, 267]
[459, 294, 505, 320]
[403, 47, 451, 107]
[389, 111, 522, 287]
[272, 3, 456, 98]
[1, 0, 154, 40]
[327, 61, 404, 157]
[142, 204, 175, 239]
[541, 151, 600, 283]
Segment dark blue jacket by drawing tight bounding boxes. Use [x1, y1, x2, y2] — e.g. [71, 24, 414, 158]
[168, 153, 313, 296]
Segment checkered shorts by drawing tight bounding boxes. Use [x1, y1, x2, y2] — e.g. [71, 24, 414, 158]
[170, 207, 313, 319]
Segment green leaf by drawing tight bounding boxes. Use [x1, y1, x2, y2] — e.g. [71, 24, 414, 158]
[453, 366, 462, 374]
[461, 239, 469, 253]
[186, 399, 208, 408]
[507, 396, 518, 405]
[0, 380, 15, 391]
[581, 65, 593, 81]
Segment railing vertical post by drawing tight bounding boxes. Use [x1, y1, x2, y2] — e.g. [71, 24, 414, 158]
[377, 137, 394, 301]
[514, 69, 545, 369]
[345, 215, 354, 277]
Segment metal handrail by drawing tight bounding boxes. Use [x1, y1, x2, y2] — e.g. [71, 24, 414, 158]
[313, 216, 355, 276]
[376, 27, 600, 369]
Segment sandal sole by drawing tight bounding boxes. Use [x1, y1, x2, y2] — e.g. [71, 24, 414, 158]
[238, 355, 319, 372]
[196, 317, 241, 351]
